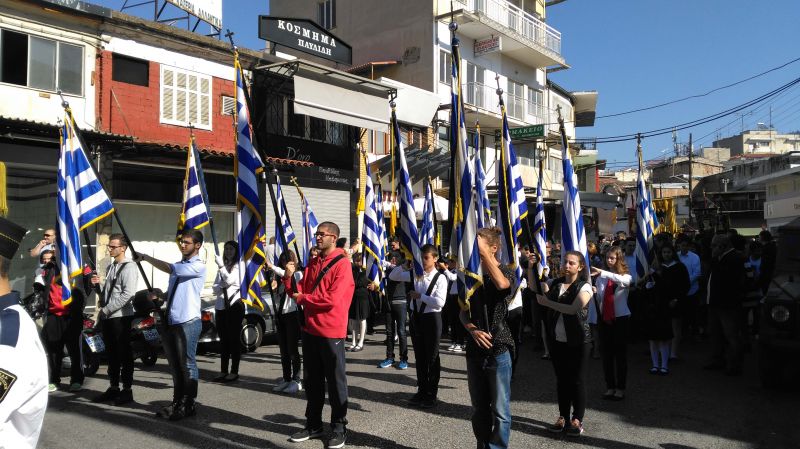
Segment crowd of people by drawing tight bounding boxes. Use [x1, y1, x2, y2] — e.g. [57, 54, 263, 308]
[1, 213, 778, 449]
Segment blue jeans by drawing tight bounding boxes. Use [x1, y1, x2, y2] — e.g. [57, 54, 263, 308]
[181, 318, 201, 380]
[466, 350, 512, 449]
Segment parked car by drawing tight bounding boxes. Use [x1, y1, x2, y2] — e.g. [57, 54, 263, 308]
[758, 217, 800, 388]
[199, 292, 277, 352]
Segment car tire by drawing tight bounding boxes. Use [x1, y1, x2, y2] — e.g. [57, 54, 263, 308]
[240, 319, 264, 353]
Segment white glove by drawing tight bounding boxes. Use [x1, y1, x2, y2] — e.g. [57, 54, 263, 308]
[215, 256, 224, 268]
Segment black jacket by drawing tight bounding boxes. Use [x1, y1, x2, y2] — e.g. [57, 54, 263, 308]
[708, 249, 746, 307]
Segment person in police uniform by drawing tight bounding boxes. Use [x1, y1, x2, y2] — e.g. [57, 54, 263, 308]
[0, 217, 49, 448]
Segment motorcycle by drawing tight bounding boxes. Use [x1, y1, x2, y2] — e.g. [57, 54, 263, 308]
[80, 314, 103, 376]
[130, 289, 165, 366]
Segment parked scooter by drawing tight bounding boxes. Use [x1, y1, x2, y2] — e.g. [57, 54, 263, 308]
[130, 289, 164, 366]
[80, 314, 103, 376]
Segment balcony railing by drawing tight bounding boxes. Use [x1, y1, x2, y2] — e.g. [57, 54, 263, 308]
[464, 81, 492, 110]
[526, 100, 546, 122]
[454, 0, 562, 56]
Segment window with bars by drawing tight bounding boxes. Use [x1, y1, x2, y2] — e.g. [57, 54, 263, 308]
[160, 65, 211, 130]
[318, 0, 336, 29]
[0, 28, 83, 95]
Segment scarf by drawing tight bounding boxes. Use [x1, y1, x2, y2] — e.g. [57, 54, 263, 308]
[602, 278, 617, 323]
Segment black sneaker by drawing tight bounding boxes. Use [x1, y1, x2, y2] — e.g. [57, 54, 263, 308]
[408, 392, 424, 406]
[420, 396, 438, 409]
[91, 387, 120, 403]
[327, 430, 347, 449]
[113, 389, 133, 406]
[289, 427, 325, 443]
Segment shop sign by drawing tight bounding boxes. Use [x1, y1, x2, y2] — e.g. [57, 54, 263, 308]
[474, 35, 501, 56]
[259, 16, 352, 65]
[166, 0, 222, 28]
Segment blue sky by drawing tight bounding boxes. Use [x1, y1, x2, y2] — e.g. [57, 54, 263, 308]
[93, 1, 799, 167]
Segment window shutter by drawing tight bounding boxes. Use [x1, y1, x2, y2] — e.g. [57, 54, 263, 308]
[162, 68, 174, 120]
[221, 95, 235, 116]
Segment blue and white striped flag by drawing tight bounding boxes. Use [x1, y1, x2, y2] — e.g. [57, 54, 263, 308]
[419, 180, 435, 247]
[635, 141, 654, 279]
[293, 181, 319, 267]
[473, 125, 491, 228]
[557, 111, 590, 279]
[362, 157, 384, 292]
[177, 138, 210, 241]
[234, 52, 265, 311]
[391, 108, 423, 277]
[57, 113, 115, 305]
[496, 98, 528, 286]
[533, 163, 549, 278]
[448, 34, 482, 308]
[273, 175, 296, 265]
[376, 182, 388, 259]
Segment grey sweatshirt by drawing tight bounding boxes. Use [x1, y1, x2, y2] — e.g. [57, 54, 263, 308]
[101, 258, 139, 318]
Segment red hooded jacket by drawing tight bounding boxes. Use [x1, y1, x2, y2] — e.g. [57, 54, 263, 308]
[290, 248, 354, 338]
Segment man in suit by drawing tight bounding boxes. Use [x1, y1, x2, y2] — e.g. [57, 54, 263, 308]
[704, 233, 746, 376]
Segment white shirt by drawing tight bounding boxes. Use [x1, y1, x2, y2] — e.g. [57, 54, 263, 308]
[212, 264, 241, 310]
[678, 250, 702, 296]
[441, 269, 458, 295]
[594, 269, 633, 319]
[508, 278, 527, 311]
[389, 267, 448, 313]
[271, 266, 304, 314]
[555, 283, 593, 343]
[0, 293, 48, 449]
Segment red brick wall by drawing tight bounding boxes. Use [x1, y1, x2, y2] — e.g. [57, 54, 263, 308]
[95, 50, 235, 154]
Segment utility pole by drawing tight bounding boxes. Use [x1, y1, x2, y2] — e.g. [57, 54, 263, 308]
[688, 133, 693, 226]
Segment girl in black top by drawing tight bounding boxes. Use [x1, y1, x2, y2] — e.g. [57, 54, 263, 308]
[348, 254, 369, 352]
[537, 251, 593, 437]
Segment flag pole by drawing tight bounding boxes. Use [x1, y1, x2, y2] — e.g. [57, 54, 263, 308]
[59, 92, 153, 292]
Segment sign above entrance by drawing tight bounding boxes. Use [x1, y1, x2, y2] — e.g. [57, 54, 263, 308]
[495, 124, 545, 140]
[258, 16, 352, 65]
[166, 0, 222, 28]
[474, 35, 502, 56]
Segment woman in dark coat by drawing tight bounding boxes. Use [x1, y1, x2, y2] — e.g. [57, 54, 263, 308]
[641, 242, 689, 375]
[348, 253, 370, 351]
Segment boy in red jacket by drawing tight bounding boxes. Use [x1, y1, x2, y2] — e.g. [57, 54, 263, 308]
[287, 221, 354, 449]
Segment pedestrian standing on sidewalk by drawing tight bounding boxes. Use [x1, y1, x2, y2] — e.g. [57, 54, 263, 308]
[268, 250, 304, 394]
[377, 251, 410, 369]
[389, 244, 448, 409]
[287, 221, 354, 449]
[90, 233, 139, 405]
[135, 229, 206, 421]
[461, 227, 515, 449]
[591, 246, 631, 401]
[211, 240, 242, 383]
[539, 251, 593, 437]
[441, 257, 465, 353]
[347, 253, 369, 352]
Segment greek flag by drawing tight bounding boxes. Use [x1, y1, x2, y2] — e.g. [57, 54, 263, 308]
[176, 138, 210, 241]
[57, 114, 114, 305]
[533, 163, 549, 278]
[362, 157, 384, 291]
[419, 180, 435, 247]
[273, 175, 296, 265]
[634, 143, 654, 278]
[473, 126, 491, 228]
[558, 113, 590, 279]
[448, 34, 482, 308]
[376, 182, 388, 259]
[391, 108, 423, 277]
[293, 181, 319, 267]
[234, 53, 265, 310]
[496, 99, 528, 286]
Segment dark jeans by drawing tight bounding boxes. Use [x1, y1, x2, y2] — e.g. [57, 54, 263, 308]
[531, 296, 546, 347]
[466, 351, 512, 449]
[506, 307, 523, 376]
[598, 316, 629, 390]
[446, 294, 465, 345]
[303, 332, 348, 432]
[708, 306, 743, 371]
[550, 342, 589, 422]
[410, 311, 442, 398]
[42, 313, 84, 385]
[385, 303, 408, 361]
[277, 311, 302, 382]
[216, 302, 245, 375]
[162, 318, 201, 401]
[102, 316, 134, 389]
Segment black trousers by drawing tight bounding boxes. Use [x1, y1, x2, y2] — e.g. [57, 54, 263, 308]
[303, 332, 348, 432]
[385, 303, 408, 361]
[42, 313, 84, 385]
[507, 307, 523, 376]
[277, 311, 302, 382]
[102, 316, 134, 389]
[550, 341, 589, 422]
[445, 294, 465, 345]
[410, 311, 442, 398]
[598, 316, 629, 390]
[216, 301, 244, 375]
[161, 323, 195, 402]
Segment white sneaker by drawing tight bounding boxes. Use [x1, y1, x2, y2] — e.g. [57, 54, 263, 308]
[452, 344, 464, 353]
[447, 343, 456, 352]
[284, 380, 302, 394]
[272, 379, 291, 392]
[394, 335, 398, 342]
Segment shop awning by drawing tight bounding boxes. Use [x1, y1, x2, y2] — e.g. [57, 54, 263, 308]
[255, 60, 396, 133]
[377, 77, 442, 128]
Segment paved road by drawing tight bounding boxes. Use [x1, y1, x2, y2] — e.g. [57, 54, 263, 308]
[40, 329, 798, 449]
